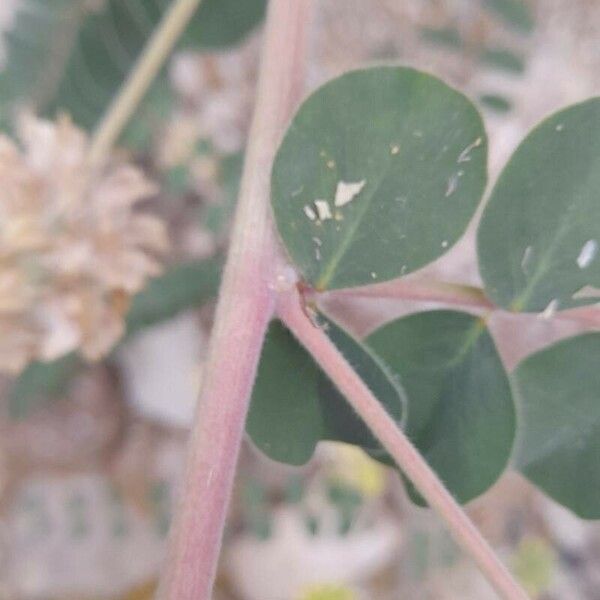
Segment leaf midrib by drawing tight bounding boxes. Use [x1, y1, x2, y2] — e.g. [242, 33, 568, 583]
[315, 152, 395, 290]
[314, 72, 429, 291]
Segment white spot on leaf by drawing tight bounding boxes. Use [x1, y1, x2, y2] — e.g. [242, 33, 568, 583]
[540, 299, 559, 319]
[577, 240, 597, 269]
[303, 205, 316, 221]
[312, 237, 322, 260]
[445, 171, 464, 198]
[390, 144, 400, 155]
[314, 199, 333, 221]
[334, 180, 367, 207]
[521, 246, 533, 274]
[458, 137, 483, 163]
[572, 285, 600, 300]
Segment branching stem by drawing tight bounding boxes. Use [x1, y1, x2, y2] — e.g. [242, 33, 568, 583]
[101, 1, 558, 598]
[277, 288, 530, 600]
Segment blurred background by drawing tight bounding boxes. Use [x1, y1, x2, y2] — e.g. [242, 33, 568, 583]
[0, 0, 599, 598]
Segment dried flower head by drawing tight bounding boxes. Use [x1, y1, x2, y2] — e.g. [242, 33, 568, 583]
[0, 114, 168, 373]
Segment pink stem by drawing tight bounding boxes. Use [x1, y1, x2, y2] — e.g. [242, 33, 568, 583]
[328, 277, 600, 329]
[328, 277, 495, 309]
[277, 289, 530, 600]
[158, 2, 312, 598]
[561, 305, 600, 328]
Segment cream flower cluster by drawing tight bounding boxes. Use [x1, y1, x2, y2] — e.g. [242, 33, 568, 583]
[0, 115, 167, 372]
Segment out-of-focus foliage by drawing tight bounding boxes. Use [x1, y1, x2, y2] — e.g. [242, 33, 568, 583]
[480, 46, 526, 74]
[483, 0, 534, 34]
[8, 353, 81, 419]
[297, 584, 358, 600]
[479, 93, 513, 113]
[121, 79, 175, 152]
[203, 151, 243, 236]
[419, 1, 533, 115]
[126, 257, 223, 335]
[0, 0, 266, 130]
[419, 26, 463, 51]
[511, 537, 557, 597]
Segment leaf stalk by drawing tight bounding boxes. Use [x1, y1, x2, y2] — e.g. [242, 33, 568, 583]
[328, 278, 600, 329]
[277, 287, 530, 600]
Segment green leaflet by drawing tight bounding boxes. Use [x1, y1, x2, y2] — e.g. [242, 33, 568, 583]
[367, 310, 515, 504]
[272, 66, 487, 291]
[514, 334, 600, 519]
[247, 315, 406, 466]
[246, 321, 323, 466]
[317, 315, 406, 451]
[478, 99, 600, 312]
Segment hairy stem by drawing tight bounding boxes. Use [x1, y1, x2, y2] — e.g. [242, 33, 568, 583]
[88, 0, 203, 169]
[158, 2, 312, 598]
[277, 289, 530, 600]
